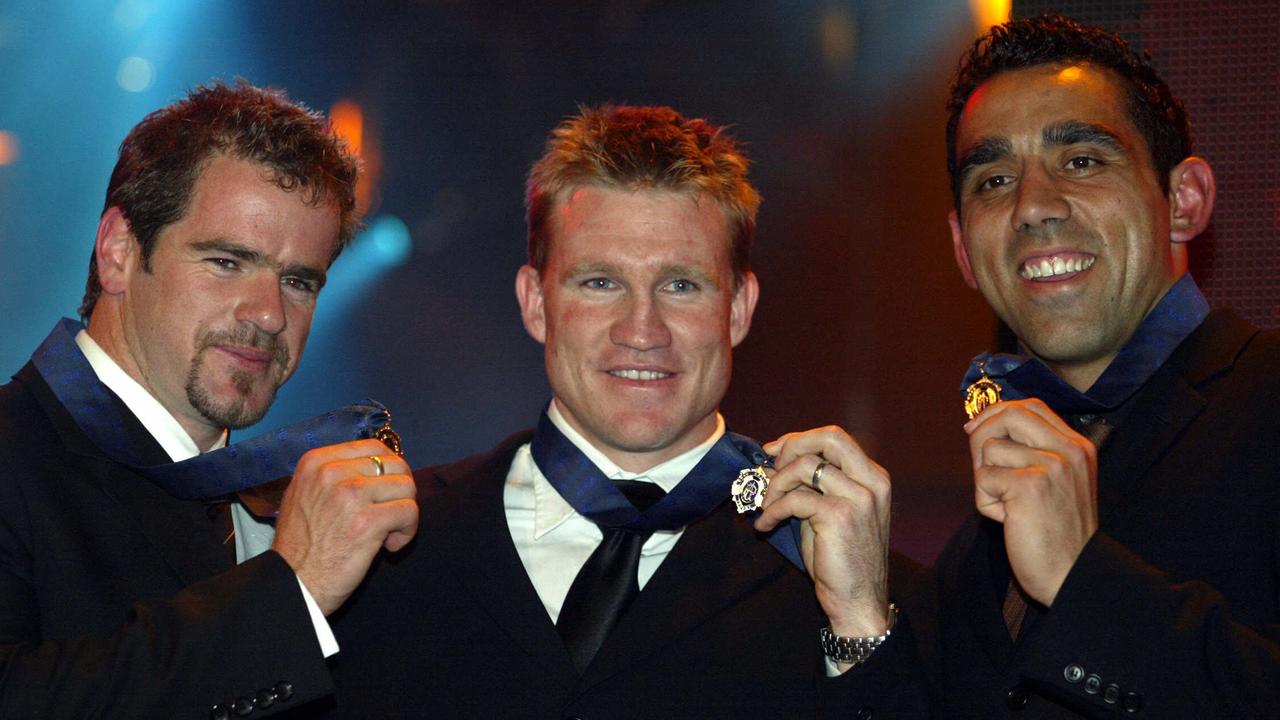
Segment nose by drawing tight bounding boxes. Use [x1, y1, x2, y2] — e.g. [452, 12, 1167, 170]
[235, 274, 287, 336]
[609, 293, 672, 351]
[1012, 163, 1070, 233]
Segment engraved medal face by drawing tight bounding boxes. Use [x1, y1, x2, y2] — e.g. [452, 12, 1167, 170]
[374, 424, 404, 456]
[963, 364, 1003, 421]
[731, 466, 769, 514]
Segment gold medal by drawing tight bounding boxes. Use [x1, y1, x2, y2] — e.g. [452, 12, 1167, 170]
[731, 466, 769, 514]
[373, 409, 404, 456]
[963, 361, 1002, 420]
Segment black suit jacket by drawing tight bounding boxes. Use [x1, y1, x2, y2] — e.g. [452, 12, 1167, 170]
[0, 363, 334, 718]
[917, 310, 1280, 718]
[328, 431, 933, 718]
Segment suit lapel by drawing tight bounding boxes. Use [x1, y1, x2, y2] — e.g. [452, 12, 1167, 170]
[21, 362, 231, 586]
[427, 434, 579, 685]
[1097, 311, 1255, 521]
[579, 501, 790, 689]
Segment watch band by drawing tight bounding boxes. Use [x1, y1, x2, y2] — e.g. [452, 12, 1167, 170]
[820, 604, 900, 666]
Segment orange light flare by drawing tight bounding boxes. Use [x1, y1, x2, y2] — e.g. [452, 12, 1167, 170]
[329, 99, 381, 217]
[0, 131, 20, 166]
[969, 0, 1011, 31]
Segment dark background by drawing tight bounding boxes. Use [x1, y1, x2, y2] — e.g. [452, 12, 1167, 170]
[1, 1, 1274, 564]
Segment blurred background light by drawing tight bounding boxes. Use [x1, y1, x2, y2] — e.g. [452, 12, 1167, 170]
[115, 56, 155, 93]
[970, 0, 1012, 29]
[365, 215, 412, 267]
[0, 130, 19, 165]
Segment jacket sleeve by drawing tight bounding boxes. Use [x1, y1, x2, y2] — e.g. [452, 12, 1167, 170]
[1010, 532, 1280, 718]
[0, 547, 335, 719]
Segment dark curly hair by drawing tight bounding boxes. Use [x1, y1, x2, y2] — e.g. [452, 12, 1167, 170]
[945, 13, 1192, 212]
[79, 80, 360, 319]
[525, 104, 760, 286]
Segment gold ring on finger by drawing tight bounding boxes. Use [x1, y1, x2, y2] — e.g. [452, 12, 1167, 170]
[369, 455, 385, 477]
[811, 460, 829, 492]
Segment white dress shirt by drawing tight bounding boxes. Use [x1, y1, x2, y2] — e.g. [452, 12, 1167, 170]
[75, 330, 338, 657]
[504, 400, 725, 623]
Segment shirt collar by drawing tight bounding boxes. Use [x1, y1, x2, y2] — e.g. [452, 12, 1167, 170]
[531, 400, 725, 538]
[75, 330, 227, 461]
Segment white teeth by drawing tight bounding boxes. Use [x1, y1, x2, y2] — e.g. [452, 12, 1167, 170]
[611, 369, 670, 381]
[1019, 255, 1095, 280]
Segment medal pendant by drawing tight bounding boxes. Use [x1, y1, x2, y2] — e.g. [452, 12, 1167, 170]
[731, 466, 769, 514]
[963, 364, 1003, 420]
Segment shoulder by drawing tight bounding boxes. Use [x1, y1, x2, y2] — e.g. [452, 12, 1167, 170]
[0, 364, 63, 461]
[411, 429, 534, 498]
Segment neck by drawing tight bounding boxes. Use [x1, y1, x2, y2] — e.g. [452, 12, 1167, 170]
[86, 309, 224, 451]
[1043, 353, 1115, 393]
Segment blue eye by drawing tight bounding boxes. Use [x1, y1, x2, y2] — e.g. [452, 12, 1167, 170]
[667, 278, 697, 293]
[583, 277, 616, 290]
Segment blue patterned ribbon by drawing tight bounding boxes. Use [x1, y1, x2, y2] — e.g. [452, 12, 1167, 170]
[530, 410, 805, 571]
[961, 274, 1210, 414]
[30, 318, 395, 500]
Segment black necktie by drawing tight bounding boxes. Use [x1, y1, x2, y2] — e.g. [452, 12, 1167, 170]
[557, 479, 667, 673]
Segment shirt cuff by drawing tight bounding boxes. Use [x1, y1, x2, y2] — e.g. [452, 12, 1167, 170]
[823, 656, 846, 677]
[296, 575, 340, 658]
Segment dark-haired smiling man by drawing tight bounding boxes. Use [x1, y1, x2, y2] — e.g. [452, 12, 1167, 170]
[924, 14, 1280, 718]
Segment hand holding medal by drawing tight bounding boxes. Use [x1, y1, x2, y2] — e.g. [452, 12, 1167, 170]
[271, 412, 419, 616]
[749, 426, 894, 650]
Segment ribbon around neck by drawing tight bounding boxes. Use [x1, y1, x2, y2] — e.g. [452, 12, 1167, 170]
[530, 410, 805, 571]
[31, 318, 396, 501]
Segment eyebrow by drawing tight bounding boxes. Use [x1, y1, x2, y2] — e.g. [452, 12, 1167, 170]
[956, 137, 1013, 187]
[191, 238, 328, 288]
[1043, 120, 1125, 152]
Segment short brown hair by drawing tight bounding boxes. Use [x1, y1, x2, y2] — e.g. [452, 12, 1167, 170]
[525, 104, 760, 283]
[79, 79, 360, 319]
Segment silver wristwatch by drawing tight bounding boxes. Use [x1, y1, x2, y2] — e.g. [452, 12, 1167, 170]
[820, 604, 900, 666]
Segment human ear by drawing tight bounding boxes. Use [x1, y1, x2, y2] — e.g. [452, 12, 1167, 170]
[729, 271, 760, 347]
[94, 207, 138, 295]
[949, 211, 979, 289]
[1168, 157, 1216, 244]
[514, 264, 548, 344]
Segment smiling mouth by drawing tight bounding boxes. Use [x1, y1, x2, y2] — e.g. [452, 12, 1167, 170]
[609, 369, 672, 381]
[1019, 254, 1096, 280]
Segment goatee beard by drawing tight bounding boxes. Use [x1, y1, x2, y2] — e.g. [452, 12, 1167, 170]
[185, 325, 291, 429]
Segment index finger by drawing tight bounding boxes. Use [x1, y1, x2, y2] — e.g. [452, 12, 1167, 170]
[764, 426, 881, 487]
[967, 403, 1086, 470]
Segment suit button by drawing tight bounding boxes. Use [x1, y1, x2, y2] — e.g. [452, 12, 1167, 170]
[1084, 674, 1102, 695]
[856, 706, 874, 719]
[1005, 685, 1029, 710]
[1104, 683, 1121, 704]
[232, 696, 255, 716]
[273, 681, 294, 702]
[1064, 664, 1085, 683]
[1122, 691, 1143, 713]
[254, 689, 276, 709]
[210, 704, 231, 720]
